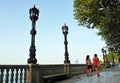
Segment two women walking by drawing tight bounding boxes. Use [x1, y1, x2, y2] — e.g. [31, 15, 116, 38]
[86, 54, 100, 77]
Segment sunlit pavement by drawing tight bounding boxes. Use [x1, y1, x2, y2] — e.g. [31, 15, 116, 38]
[56, 65, 120, 83]
[76, 65, 120, 83]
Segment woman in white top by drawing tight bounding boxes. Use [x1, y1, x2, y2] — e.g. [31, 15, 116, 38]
[86, 55, 92, 76]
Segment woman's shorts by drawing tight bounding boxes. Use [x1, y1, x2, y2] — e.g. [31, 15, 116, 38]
[88, 65, 92, 69]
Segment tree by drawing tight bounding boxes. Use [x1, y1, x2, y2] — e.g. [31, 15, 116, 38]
[73, 0, 120, 51]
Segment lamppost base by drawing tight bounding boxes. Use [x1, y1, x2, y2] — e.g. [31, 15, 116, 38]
[64, 63, 71, 74]
[26, 64, 40, 83]
[27, 58, 37, 64]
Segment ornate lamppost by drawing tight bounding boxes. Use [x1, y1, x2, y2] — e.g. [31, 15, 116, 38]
[104, 50, 107, 62]
[62, 24, 70, 64]
[110, 47, 115, 63]
[27, 5, 39, 64]
[101, 48, 106, 64]
[101, 48, 108, 67]
[62, 24, 71, 74]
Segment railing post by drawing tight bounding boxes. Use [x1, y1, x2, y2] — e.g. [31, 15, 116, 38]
[0, 74, 2, 83]
[26, 64, 40, 83]
[64, 63, 71, 75]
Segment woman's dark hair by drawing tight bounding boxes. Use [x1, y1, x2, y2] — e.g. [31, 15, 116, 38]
[86, 55, 90, 60]
[94, 54, 97, 57]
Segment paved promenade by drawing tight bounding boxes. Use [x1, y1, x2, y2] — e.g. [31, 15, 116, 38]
[56, 65, 120, 83]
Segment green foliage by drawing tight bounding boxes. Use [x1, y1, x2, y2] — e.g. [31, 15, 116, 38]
[73, 0, 120, 51]
[74, 0, 100, 28]
[99, 60, 103, 64]
[106, 52, 120, 63]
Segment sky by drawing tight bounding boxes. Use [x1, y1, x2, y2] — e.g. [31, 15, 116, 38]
[0, 0, 106, 65]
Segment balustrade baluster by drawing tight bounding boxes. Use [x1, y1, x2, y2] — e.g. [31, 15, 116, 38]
[10, 68, 14, 83]
[15, 68, 19, 83]
[5, 69, 9, 83]
[24, 68, 26, 83]
[0, 65, 28, 83]
[1, 69, 4, 83]
[20, 68, 23, 83]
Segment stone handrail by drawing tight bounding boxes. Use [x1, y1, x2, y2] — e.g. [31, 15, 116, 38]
[38, 64, 86, 82]
[0, 64, 87, 83]
[71, 64, 86, 76]
[39, 64, 64, 76]
[38, 64, 86, 76]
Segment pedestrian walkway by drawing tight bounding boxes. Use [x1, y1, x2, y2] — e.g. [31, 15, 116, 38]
[56, 64, 120, 83]
[76, 69, 120, 83]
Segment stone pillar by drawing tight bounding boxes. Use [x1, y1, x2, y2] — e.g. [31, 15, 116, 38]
[64, 63, 71, 74]
[26, 64, 40, 83]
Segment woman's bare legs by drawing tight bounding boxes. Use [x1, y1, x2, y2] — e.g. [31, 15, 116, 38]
[95, 67, 100, 76]
[88, 68, 92, 76]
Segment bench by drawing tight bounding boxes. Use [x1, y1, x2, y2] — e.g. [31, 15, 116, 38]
[43, 73, 68, 83]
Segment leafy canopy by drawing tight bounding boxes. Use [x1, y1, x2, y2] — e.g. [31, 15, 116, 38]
[73, 0, 120, 52]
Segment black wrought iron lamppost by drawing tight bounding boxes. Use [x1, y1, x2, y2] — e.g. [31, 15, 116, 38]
[62, 24, 70, 64]
[104, 50, 107, 62]
[110, 47, 115, 63]
[27, 5, 39, 64]
[101, 48, 105, 64]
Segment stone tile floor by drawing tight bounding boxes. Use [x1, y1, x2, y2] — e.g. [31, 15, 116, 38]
[56, 65, 120, 83]
[76, 70, 120, 83]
